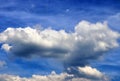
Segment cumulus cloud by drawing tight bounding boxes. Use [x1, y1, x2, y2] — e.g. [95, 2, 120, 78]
[65, 66, 107, 80]
[0, 27, 71, 58]
[0, 70, 108, 81]
[0, 21, 119, 59]
[0, 20, 119, 81]
[78, 66, 104, 79]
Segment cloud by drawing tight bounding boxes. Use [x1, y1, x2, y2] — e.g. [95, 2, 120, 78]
[0, 20, 119, 80]
[0, 21, 119, 65]
[0, 70, 108, 81]
[107, 13, 120, 31]
[0, 21, 119, 59]
[78, 66, 103, 79]
[1, 44, 12, 52]
[0, 26, 71, 58]
[65, 66, 107, 80]
[64, 21, 119, 67]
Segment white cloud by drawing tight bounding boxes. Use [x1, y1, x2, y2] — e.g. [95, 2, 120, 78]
[0, 20, 119, 80]
[0, 20, 119, 67]
[0, 71, 108, 81]
[65, 66, 108, 80]
[0, 20, 119, 60]
[1, 44, 12, 52]
[78, 66, 103, 79]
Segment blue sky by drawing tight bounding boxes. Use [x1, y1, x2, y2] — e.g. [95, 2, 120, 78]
[0, 0, 120, 81]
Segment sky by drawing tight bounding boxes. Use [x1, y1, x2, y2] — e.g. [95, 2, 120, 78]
[0, 0, 120, 81]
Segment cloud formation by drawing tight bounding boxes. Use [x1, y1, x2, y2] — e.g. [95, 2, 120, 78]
[65, 66, 107, 80]
[78, 66, 103, 79]
[0, 69, 108, 81]
[0, 20, 119, 81]
[0, 20, 119, 63]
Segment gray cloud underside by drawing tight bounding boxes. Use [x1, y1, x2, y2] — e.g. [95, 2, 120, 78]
[0, 20, 119, 65]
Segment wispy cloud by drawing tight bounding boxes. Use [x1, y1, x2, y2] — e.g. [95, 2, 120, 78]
[0, 60, 6, 68]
